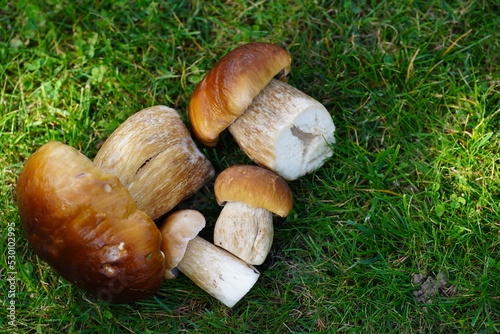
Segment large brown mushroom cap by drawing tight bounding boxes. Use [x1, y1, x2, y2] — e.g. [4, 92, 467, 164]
[214, 165, 293, 217]
[188, 42, 292, 147]
[16, 141, 166, 304]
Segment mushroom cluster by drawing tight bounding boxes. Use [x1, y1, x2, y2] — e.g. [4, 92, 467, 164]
[16, 42, 336, 307]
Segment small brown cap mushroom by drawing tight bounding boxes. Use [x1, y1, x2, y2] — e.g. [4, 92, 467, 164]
[214, 165, 293, 217]
[159, 210, 206, 279]
[188, 42, 292, 147]
[16, 141, 166, 304]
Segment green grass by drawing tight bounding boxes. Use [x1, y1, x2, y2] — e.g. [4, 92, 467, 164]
[1, 0, 500, 332]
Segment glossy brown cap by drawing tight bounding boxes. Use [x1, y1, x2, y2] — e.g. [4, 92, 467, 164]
[214, 165, 293, 217]
[188, 42, 292, 147]
[16, 141, 166, 304]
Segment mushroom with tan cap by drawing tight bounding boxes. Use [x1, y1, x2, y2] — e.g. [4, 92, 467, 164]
[16, 141, 166, 304]
[160, 209, 206, 280]
[94, 105, 215, 220]
[159, 209, 260, 308]
[188, 42, 336, 181]
[213, 165, 293, 265]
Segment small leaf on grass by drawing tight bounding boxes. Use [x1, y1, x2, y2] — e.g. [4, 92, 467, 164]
[10, 36, 23, 48]
[104, 309, 113, 319]
[487, 257, 500, 269]
[450, 194, 466, 209]
[91, 65, 108, 83]
[436, 203, 446, 217]
[432, 183, 440, 192]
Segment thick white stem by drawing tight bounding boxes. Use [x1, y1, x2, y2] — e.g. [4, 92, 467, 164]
[214, 201, 273, 265]
[177, 236, 260, 308]
[228, 79, 336, 180]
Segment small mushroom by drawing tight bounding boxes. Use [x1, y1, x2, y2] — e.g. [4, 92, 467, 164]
[159, 209, 206, 279]
[159, 210, 260, 308]
[213, 165, 293, 265]
[16, 141, 166, 304]
[94, 105, 215, 220]
[188, 42, 336, 180]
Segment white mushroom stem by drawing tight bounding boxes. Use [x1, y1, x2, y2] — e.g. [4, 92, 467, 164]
[213, 201, 273, 265]
[177, 236, 260, 308]
[228, 78, 336, 181]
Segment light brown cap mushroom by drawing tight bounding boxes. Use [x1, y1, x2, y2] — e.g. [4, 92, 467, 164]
[214, 165, 293, 217]
[159, 210, 260, 307]
[188, 42, 291, 147]
[159, 210, 206, 279]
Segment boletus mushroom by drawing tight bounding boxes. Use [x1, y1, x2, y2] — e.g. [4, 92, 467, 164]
[213, 165, 293, 265]
[94, 105, 214, 220]
[188, 42, 336, 180]
[160, 209, 206, 280]
[159, 210, 260, 308]
[16, 141, 165, 303]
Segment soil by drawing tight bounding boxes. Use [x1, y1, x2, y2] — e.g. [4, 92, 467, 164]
[412, 272, 450, 304]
